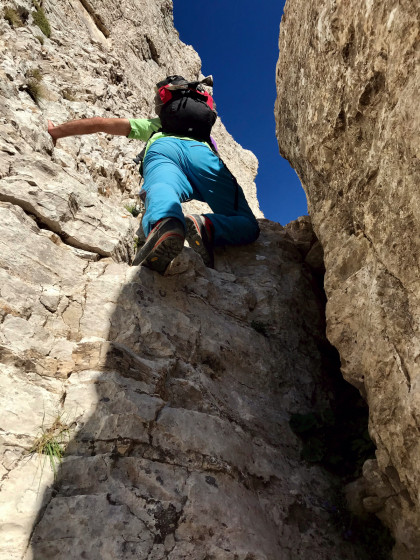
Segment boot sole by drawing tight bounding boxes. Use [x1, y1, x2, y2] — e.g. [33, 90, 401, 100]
[185, 216, 214, 268]
[135, 232, 185, 274]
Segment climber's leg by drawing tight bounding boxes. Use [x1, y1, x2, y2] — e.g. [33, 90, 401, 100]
[183, 142, 260, 246]
[140, 139, 195, 236]
[133, 139, 193, 273]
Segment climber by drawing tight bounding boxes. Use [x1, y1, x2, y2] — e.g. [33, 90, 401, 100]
[47, 75, 260, 274]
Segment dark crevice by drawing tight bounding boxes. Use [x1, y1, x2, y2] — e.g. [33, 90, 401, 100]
[290, 340, 375, 481]
[334, 107, 347, 133]
[1, 195, 108, 259]
[145, 36, 160, 63]
[69, 434, 258, 487]
[359, 72, 386, 107]
[342, 24, 355, 62]
[36, 219, 107, 261]
[289, 253, 394, 559]
[289, 248, 375, 480]
[153, 503, 182, 544]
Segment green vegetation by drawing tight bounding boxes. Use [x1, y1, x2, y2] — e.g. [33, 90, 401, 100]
[32, 0, 51, 38]
[26, 78, 43, 104]
[29, 414, 72, 477]
[25, 67, 44, 104]
[35, 34, 44, 45]
[125, 203, 141, 218]
[27, 67, 42, 81]
[4, 7, 24, 27]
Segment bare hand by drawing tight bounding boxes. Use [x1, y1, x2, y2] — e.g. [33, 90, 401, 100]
[47, 120, 57, 147]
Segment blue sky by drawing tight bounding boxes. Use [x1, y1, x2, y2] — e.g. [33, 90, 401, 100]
[173, 0, 308, 225]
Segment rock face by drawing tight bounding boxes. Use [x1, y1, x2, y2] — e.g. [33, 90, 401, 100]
[4, 213, 372, 560]
[0, 0, 391, 559]
[276, 1, 419, 558]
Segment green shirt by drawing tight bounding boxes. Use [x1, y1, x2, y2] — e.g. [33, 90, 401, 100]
[128, 118, 211, 157]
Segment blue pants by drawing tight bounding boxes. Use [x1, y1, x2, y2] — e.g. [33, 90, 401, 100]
[141, 138, 260, 247]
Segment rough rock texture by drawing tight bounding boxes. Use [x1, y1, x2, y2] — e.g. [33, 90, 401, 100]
[10, 217, 371, 560]
[0, 0, 386, 559]
[276, 1, 419, 558]
[0, 0, 262, 231]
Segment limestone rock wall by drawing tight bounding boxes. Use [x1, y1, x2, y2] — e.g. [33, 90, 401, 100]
[275, 1, 419, 558]
[0, 0, 386, 559]
[0, 0, 262, 229]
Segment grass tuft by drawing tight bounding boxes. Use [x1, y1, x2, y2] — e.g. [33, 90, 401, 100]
[4, 7, 24, 27]
[29, 414, 72, 477]
[35, 34, 44, 44]
[27, 67, 42, 81]
[32, 1, 51, 38]
[26, 78, 43, 103]
[124, 203, 141, 218]
[24, 67, 44, 104]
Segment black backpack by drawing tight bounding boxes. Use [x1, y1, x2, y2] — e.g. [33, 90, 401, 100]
[156, 75, 217, 140]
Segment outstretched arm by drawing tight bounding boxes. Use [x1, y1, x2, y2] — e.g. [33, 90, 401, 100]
[48, 117, 131, 146]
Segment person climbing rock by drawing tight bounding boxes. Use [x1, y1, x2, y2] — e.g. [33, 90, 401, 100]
[48, 75, 260, 274]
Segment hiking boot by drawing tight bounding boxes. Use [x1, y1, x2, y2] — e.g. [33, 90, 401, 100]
[185, 214, 214, 268]
[132, 217, 185, 274]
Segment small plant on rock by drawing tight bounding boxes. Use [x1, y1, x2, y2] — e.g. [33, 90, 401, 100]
[32, 0, 51, 38]
[26, 78, 43, 103]
[29, 413, 72, 477]
[4, 7, 24, 27]
[27, 67, 42, 81]
[24, 67, 44, 104]
[124, 203, 141, 218]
